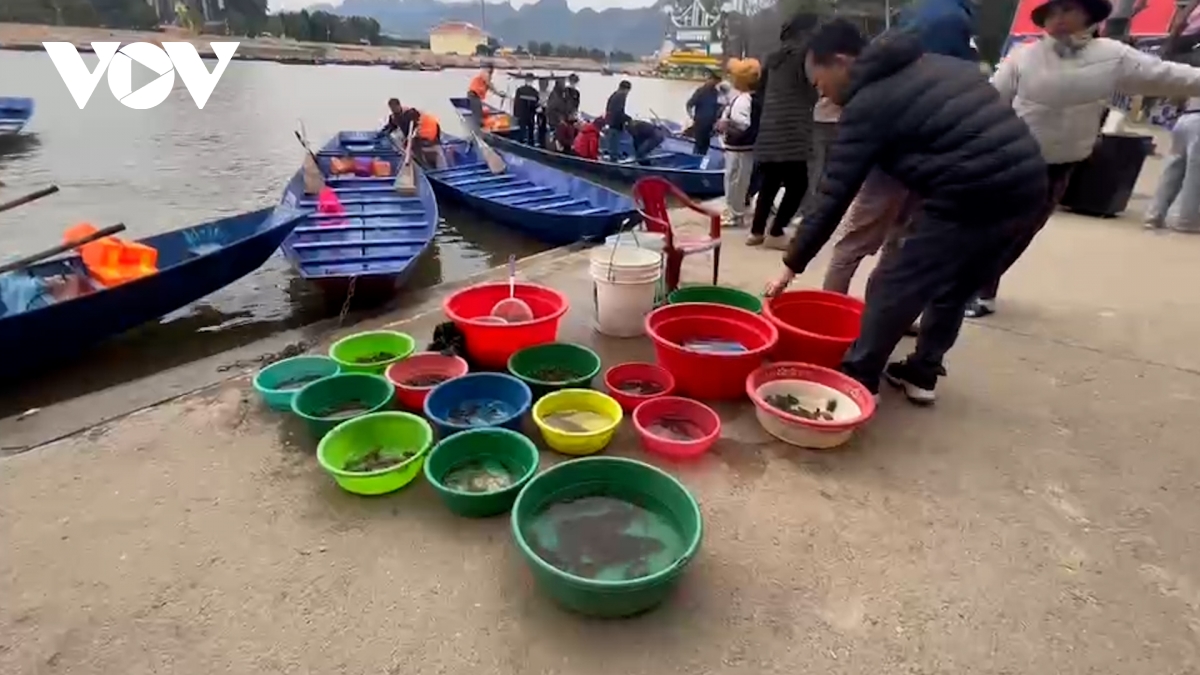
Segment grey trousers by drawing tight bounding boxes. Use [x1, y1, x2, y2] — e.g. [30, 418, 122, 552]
[723, 150, 754, 224]
[841, 211, 1021, 393]
[822, 169, 915, 294]
[1147, 112, 1200, 231]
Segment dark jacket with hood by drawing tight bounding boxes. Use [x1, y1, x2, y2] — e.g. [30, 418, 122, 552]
[753, 13, 820, 164]
[783, 31, 1047, 274]
[900, 0, 977, 61]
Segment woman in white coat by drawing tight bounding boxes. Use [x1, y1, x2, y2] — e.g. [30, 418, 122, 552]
[967, 0, 1200, 318]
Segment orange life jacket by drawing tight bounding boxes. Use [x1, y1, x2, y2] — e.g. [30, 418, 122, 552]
[66, 223, 158, 287]
[468, 73, 489, 99]
[417, 111, 440, 141]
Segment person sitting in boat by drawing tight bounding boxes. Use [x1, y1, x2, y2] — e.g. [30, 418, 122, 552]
[512, 73, 541, 146]
[467, 64, 506, 132]
[685, 69, 723, 155]
[627, 119, 665, 164]
[573, 116, 602, 160]
[603, 80, 633, 158]
[563, 74, 582, 118]
[553, 115, 579, 154]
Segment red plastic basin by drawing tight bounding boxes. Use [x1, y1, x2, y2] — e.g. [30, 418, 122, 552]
[603, 362, 676, 412]
[632, 396, 721, 459]
[385, 352, 470, 412]
[443, 282, 569, 370]
[644, 303, 777, 400]
[763, 290, 864, 368]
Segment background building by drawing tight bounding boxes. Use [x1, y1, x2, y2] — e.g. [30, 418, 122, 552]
[429, 21, 488, 56]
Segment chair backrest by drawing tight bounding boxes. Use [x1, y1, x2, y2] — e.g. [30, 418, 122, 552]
[632, 177, 675, 235]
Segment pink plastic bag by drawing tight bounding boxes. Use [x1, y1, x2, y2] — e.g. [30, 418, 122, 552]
[316, 186, 347, 227]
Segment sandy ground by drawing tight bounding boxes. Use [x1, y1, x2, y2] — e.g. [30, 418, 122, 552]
[4, 152, 1200, 673]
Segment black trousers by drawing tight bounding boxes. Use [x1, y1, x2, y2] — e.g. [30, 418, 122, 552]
[751, 160, 807, 237]
[841, 211, 1025, 392]
[692, 123, 714, 155]
[977, 162, 1077, 300]
[466, 93, 484, 131]
[515, 113, 536, 145]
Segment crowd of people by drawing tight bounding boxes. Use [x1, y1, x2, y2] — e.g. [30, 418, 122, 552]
[743, 0, 1200, 404]
[378, 0, 1200, 407]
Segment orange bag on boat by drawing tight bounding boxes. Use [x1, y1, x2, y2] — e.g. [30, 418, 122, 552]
[329, 157, 355, 175]
[65, 223, 158, 288]
[371, 158, 392, 177]
[483, 114, 511, 132]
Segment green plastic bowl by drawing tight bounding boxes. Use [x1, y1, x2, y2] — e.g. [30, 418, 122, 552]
[328, 330, 416, 374]
[253, 355, 341, 411]
[667, 285, 763, 313]
[424, 427, 540, 517]
[317, 412, 434, 495]
[291, 373, 395, 440]
[510, 456, 703, 618]
[507, 342, 602, 400]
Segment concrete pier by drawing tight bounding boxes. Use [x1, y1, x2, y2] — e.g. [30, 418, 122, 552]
[3, 155, 1200, 673]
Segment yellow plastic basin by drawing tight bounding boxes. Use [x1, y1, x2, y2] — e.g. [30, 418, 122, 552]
[531, 389, 623, 456]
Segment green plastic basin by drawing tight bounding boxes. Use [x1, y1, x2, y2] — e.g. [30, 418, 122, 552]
[424, 427, 540, 517]
[317, 411, 434, 495]
[510, 456, 703, 618]
[291, 373, 395, 440]
[507, 342, 602, 400]
[328, 330, 416, 374]
[667, 285, 763, 313]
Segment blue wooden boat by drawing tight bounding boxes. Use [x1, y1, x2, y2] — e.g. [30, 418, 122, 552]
[276, 131, 440, 296]
[0, 97, 34, 136]
[429, 135, 640, 245]
[0, 207, 303, 379]
[450, 97, 725, 198]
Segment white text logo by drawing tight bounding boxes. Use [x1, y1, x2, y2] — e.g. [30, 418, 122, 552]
[43, 42, 239, 110]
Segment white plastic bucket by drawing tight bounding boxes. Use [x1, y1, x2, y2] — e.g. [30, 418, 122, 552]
[590, 245, 663, 338]
[603, 231, 669, 304]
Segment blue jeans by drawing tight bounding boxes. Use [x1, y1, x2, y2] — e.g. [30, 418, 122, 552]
[602, 128, 622, 158]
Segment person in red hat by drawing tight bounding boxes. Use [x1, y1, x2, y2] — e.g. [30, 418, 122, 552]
[968, 0, 1200, 318]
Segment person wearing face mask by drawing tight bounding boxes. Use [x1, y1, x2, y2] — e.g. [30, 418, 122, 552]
[763, 19, 1047, 404]
[967, 0, 1200, 318]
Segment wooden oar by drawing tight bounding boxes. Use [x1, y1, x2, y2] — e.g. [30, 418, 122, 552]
[293, 128, 326, 194]
[0, 223, 126, 276]
[390, 121, 417, 196]
[0, 185, 59, 215]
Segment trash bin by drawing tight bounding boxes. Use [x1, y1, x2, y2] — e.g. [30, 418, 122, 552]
[1059, 133, 1154, 217]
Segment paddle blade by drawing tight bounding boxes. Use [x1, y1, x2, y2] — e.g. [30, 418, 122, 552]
[393, 159, 417, 196]
[302, 154, 325, 194]
[480, 141, 506, 174]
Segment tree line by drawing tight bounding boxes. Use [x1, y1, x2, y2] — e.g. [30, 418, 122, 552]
[0, 0, 382, 46]
[519, 41, 637, 63]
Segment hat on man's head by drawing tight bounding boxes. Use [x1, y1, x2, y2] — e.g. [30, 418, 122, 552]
[1031, 0, 1112, 27]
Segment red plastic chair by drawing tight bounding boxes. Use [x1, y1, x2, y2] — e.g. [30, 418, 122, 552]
[631, 177, 722, 294]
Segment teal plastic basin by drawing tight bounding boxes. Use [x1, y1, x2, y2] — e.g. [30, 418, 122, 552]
[253, 355, 341, 411]
[291, 373, 395, 440]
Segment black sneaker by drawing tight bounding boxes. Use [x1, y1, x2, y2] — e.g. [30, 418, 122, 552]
[883, 360, 938, 405]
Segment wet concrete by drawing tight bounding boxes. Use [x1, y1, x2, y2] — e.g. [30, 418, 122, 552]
[4, 159, 1200, 673]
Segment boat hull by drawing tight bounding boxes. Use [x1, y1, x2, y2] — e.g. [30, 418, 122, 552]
[0, 207, 302, 380]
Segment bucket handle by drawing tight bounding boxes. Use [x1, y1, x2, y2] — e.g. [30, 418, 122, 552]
[606, 224, 643, 283]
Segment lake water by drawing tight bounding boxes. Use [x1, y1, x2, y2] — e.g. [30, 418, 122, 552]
[0, 50, 700, 403]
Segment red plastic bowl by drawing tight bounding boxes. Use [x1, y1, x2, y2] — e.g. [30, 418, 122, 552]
[762, 290, 864, 368]
[603, 362, 676, 412]
[443, 282, 569, 370]
[385, 352, 470, 412]
[745, 362, 876, 449]
[644, 303, 778, 400]
[632, 396, 721, 459]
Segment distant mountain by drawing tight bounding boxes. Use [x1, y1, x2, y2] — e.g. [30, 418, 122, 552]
[306, 0, 672, 55]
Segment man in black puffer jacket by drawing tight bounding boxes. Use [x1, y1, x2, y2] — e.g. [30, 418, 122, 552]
[764, 20, 1047, 403]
